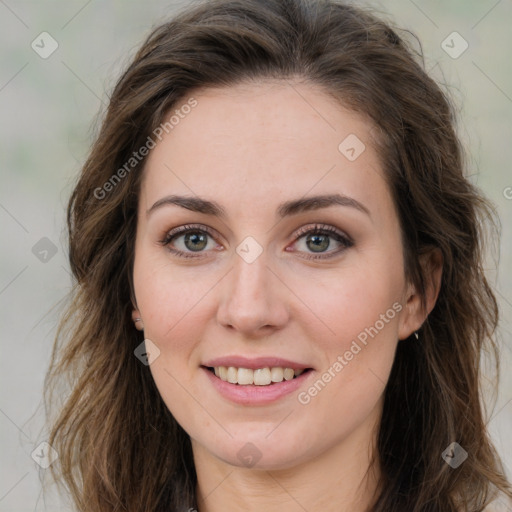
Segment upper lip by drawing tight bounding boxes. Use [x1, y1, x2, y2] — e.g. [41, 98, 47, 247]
[202, 356, 313, 370]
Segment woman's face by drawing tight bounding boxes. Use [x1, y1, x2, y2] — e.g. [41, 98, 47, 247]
[132, 81, 419, 470]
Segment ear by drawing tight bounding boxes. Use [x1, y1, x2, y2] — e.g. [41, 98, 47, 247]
[131, 305, 144, 331]
[130, 282, 144, 330]
[398, 248, 443, 340]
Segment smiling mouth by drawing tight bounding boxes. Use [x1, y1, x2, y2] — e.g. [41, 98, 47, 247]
[203, 365, 313, 386]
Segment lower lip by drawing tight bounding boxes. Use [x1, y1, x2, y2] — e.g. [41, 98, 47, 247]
[201, 367, 313, 405]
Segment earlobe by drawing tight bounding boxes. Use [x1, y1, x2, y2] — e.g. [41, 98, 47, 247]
[397, 283, 421, 340]
[398, 248, 443, 340]
[132, 309, 144, 330]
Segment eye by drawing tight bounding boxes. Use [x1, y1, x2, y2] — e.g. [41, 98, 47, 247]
[289, 223, 353, 260]
[160, 224, 219, 259]
[160, 223, 353, 260]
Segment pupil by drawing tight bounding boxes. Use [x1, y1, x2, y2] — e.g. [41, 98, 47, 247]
[307, 234, 329, 252]
[185, 232, 207, 251]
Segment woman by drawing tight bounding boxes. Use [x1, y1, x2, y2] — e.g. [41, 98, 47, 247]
[44, 0, 512, 510]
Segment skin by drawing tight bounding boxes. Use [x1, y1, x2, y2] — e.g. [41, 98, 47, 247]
[131, 80, 441, 511]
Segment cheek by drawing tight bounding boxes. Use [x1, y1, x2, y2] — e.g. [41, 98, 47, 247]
[291, 256, 403, 409]
[132, 249, 222, 372]
[133, 261, 212, 427]
[290, 256, 404, 348]
[295, 298, 400, 458]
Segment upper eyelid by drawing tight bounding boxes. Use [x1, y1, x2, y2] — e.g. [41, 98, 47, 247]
[162, 223, 216, 242]
[294, 223, 352, 242]
[162, 222, 351, 246]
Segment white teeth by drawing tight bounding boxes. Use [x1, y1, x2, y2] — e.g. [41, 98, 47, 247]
[237, 367, 254, 385]
[219, 366, 228, 381]
[227, 366, 238, 384]
[283, 368, 295, 381]
[211, 366, 307, 385]
[270, 367, 284, 382]
[253, 368, 271, 386]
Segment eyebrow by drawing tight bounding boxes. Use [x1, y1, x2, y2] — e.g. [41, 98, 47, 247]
[146, 193, 371, 219]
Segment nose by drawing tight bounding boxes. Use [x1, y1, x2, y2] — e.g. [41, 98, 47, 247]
[216, 250, 290, 336]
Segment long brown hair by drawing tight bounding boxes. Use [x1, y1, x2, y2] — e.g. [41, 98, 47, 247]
[44, 0, 512, 510]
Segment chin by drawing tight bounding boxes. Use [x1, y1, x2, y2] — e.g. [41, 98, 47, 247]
[203, 433, 315, 471]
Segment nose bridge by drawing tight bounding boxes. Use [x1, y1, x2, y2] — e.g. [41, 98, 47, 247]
[232, 248, 268, 300]
[217, 246, 288, 333]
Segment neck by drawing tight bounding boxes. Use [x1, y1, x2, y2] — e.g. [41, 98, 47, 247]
[192, 406, 382, 512]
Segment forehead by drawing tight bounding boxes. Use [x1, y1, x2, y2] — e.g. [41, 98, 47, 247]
[140, 80, 393, 222]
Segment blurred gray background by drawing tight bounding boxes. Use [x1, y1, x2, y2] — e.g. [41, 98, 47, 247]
[1, 1, 511, 510]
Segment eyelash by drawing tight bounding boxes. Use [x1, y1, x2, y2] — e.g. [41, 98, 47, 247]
[159, 223, 353, 260]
